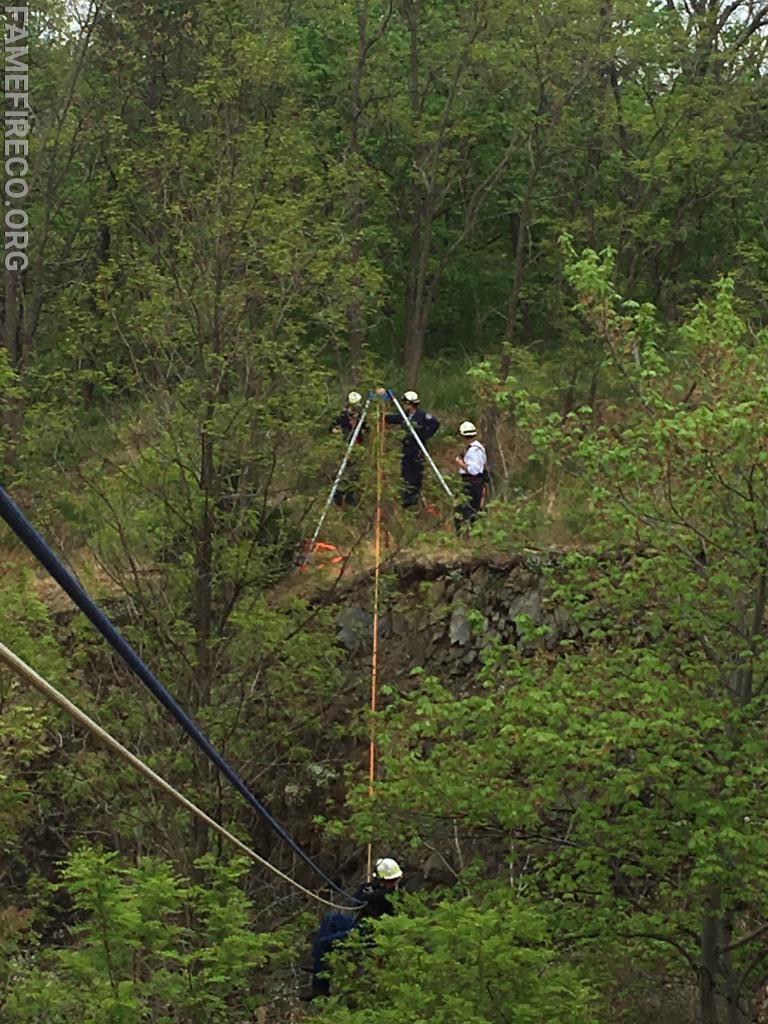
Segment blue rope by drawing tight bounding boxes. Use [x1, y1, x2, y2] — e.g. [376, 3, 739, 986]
[0, 485, 354, 903]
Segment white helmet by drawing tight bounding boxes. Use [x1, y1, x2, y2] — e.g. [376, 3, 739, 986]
[403, 390, 419, 404]
[347, 390, 362, 406]
[459, 421, 477, 437]
[374, 857, 403, 881]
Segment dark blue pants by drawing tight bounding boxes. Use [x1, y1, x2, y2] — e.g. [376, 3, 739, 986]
[401, 455, 424, 508]
[455, 475, 484, 532]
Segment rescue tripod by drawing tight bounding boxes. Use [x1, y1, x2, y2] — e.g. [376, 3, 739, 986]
[300, 388, 453, 571]
[300, 388, 454, 880]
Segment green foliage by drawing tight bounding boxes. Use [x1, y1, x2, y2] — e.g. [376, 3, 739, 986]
[4, 849, 296, 1024]
[0, 348, 20, 463]
[0, 568, 67, 872]
[5, 2, 768, 1021]
[315, 894, 596, 1024]
[336, 258, 768, 1019]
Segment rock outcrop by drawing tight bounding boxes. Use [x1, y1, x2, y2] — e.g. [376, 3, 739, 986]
[326, 552, 581, 683]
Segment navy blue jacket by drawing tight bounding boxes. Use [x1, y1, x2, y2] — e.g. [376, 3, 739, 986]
[331, 409, 367, 444]
[385, 407, 439, 457]
[353, 881, 397, 922]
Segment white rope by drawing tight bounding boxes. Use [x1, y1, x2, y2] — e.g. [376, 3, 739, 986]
[301, 395, 372, 566]
[388, 391, 454, 498]
[0, 640, 358, 911]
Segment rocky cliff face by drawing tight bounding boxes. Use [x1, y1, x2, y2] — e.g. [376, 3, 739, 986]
[327, 552, 581, 684]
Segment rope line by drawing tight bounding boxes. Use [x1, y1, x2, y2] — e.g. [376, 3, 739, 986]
[366, 401, 385, 882]
[0, 641, 358, 911]
[0, 485, 351, 901]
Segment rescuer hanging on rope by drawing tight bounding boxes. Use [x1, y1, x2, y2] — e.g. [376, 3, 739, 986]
[383, 390, 440, 508]
[454, 420, 487, 533]
[310, 857, 403, 998]
[353, 856, 403, 921]
[330, 390, 368, 507]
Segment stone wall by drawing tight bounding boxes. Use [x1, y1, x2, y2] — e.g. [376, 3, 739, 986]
[328, 552, 580, 683]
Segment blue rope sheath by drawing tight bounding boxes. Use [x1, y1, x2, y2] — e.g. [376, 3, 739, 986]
[0, 485, 353, 903]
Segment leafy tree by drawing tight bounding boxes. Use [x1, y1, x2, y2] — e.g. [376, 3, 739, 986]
[315, 894, 596, 1024]
[343, 256, 768, 1022]
[0, 566, 67, 886]
[4, 848, 300, 1024]
[5, 0, 768, 1019]
[9, 0, 369, 879]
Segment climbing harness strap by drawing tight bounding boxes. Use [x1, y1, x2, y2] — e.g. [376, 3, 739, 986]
[0, 641, 358, 911]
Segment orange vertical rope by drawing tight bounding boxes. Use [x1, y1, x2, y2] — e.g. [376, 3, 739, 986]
[367, 400, 385, 882]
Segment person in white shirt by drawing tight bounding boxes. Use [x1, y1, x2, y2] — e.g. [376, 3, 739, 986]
[454, 421, 487, 532]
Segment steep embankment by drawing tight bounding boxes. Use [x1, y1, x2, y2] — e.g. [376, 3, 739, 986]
[316, 551, 581, 686]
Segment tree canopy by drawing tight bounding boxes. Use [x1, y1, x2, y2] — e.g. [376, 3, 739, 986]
[3, 2, 768, 1022]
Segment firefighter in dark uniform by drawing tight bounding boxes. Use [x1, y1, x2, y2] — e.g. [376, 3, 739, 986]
[454, 420, 487, 533]
[353, 857, 403, 922]
[309, 857, 402, 999]
[330, 391, 367, 506]
[384, 390, 440, 508]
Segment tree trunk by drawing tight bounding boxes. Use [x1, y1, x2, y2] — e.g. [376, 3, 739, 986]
[401, 0, 440, 387]
[722, 911, 747, 1024]
[481, 147, 537, 478]
[347, 206, 365, 374]
[189, 402, 216, 862]
[404, 290, 429, 387]
[560, 366, 579, 420]
[700, 908, 721, 1024]
[692, 567, 768, 1024]
[345, 4, 369, 375]
[2, 268, 24, 452]
[403, 152, 437, 387]
[588, 366, 600, 415]
[195, 417, 215, 713]
[500, 163, 535, 373]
